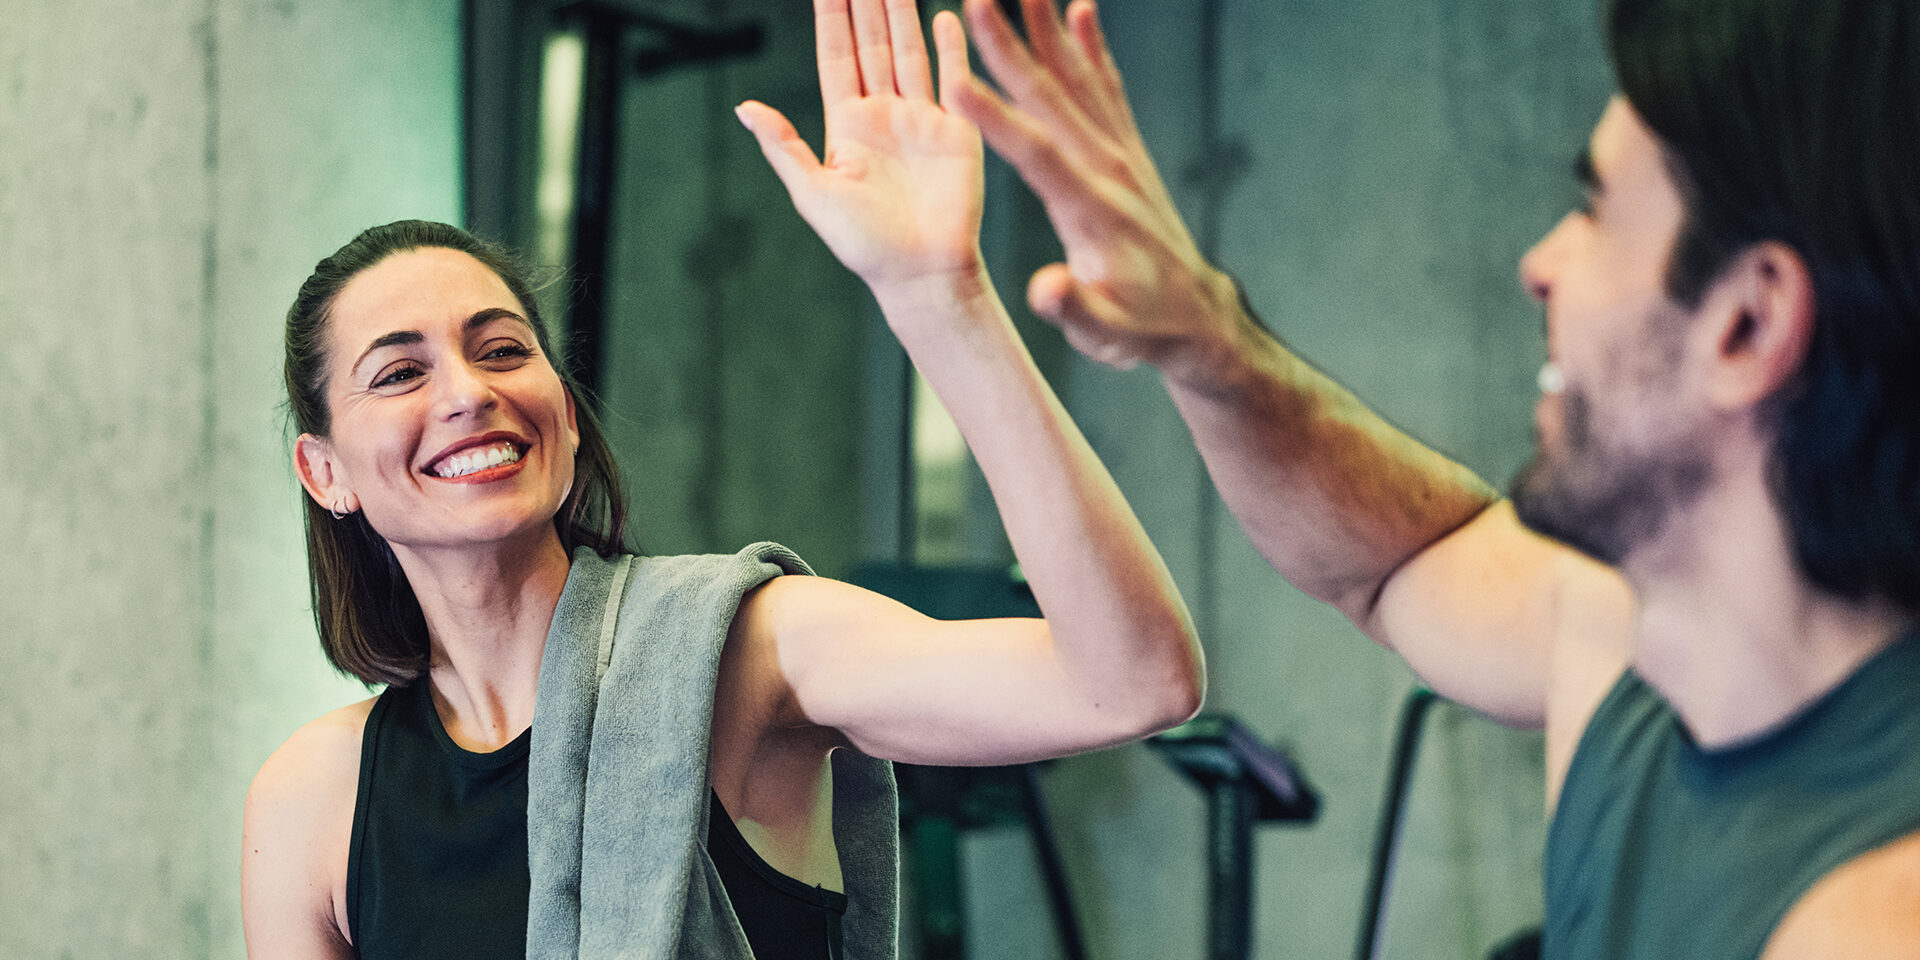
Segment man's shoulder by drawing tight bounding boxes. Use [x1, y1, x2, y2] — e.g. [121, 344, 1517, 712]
[1762, 828, 1920, 960]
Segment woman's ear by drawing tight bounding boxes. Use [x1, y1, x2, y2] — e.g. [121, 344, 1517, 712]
[294, 433, 355, 515]
[1704, 241, 1816, 411]
[564, 390, 580, 456]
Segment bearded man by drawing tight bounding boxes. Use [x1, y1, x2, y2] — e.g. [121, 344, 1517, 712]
[941, 0, 1920, 953]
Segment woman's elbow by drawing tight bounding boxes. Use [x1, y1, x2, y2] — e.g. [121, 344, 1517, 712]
[1125, 628, 1207, 737]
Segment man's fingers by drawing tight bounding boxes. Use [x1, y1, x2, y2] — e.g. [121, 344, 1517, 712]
[1017, 0, 1074, 80]
[1063, 325, 1142, 371]
[1026, 262, 1081, 325]
[952, 77, 1128, 246]
[1029, 264, 1146, 369]
[963, 0, 1105, 159]
[736, 101, 824, 199]
[1029, 263, 1115, 331]
[1065, 0, 1134, 130]
[932, 10, 972, 107]
[886, 0, 935, 101]
[815, 0, 863, 104]
[1020, 0, 1113, 129]
[850, 0, 897, 96]
[950, 77, 1083, 205]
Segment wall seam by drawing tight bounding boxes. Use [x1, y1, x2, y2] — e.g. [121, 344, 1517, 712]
[196, 0, 222, 953]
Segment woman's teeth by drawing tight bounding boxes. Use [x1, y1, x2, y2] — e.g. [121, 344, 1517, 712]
[1538, 362, 1566, 396]
[433, 442, 522, 479]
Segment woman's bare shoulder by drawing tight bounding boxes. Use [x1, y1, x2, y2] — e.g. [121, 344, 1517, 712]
[242, 697, 379, 954]
[251, 698, 378, 798]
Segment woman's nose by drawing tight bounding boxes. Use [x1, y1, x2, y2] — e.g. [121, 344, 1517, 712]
[433, 362, 498, 420]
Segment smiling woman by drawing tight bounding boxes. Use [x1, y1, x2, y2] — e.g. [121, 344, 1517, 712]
[241, 1, 1204, 957]
[281, 221, 627, 687]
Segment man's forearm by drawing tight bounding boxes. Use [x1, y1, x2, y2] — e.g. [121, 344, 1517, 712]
[1162, 294, 1498, 624]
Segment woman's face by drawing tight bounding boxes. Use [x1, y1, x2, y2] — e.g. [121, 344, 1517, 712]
[294, 247, 579, 556]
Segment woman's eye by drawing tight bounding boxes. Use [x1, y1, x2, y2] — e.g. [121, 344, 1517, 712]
[481, 342, 535, 363]
[373, 365, 423, 388]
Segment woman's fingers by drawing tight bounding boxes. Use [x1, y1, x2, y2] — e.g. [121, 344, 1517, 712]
[736, 100, 824, 202]
[815, 0, 864, 104]
[932, 10, 972, 107]
[849, 0, 897, 96]
[885, 0, 935, 101]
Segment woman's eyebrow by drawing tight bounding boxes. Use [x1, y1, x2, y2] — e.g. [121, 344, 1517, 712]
[349, 308, 534, 378]
[350, 329, 424, 378]
[466, 306, 531, 334]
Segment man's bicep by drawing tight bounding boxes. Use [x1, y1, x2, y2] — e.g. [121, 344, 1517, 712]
[1367, 501, 1631, 731]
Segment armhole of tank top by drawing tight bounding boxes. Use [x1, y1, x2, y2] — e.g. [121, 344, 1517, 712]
[344, 688, 396, 948]
[1546, 668, 1645, 846]
[707, 789, 850, 913]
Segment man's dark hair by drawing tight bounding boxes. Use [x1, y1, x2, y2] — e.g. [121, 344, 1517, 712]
[284, 220, 629, 686]
[1608, 0, 1920, 610]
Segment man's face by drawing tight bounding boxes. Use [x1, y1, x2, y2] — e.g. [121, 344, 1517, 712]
[1510, 97, 1716, 566]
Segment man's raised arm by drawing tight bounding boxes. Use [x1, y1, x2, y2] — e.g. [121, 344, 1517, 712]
[947, 0, 1634, 734]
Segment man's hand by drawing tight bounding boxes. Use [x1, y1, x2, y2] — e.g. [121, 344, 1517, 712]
[949, 0, 1247, 379]
[736, 0, 986, 301]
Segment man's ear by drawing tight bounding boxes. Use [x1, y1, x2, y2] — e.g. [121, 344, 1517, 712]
[294, 433, 354, 515]
[1702, 241, 1816, 411]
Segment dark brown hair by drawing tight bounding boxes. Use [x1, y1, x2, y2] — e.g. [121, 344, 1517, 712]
[1609, 0, 1920, 611]
[284, 220, 628, 686]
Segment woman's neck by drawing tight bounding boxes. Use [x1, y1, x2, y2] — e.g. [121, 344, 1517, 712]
[391, 527, 572, 751]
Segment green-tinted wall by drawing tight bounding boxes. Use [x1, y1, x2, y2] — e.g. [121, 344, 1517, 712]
[0, 1, 460, 954]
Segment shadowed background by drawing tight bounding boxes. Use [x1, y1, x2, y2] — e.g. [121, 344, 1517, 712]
[0, 0, 1608, 956]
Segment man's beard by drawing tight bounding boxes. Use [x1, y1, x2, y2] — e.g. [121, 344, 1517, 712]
[1511, 385, 1712, 567]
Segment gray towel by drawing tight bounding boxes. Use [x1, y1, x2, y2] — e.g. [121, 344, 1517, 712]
[527, 544, 900, 959]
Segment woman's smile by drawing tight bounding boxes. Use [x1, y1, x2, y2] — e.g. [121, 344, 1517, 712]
[423, 434, 531, 483]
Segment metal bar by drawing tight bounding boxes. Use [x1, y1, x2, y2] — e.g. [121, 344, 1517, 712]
[1355, 688, 1439, 960]
[910, 804, 966, 959]
[1206, 779, 1256, 960]
[1019, 765, 1091, 960]
[567, 8, 620, 400]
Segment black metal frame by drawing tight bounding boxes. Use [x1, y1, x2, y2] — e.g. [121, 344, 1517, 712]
[1151, 714, 1319, 960]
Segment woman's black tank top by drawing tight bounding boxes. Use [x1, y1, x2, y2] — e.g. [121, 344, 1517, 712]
[347, 680, 846, 960]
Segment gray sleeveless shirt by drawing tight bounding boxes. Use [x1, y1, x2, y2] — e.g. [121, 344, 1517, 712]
[1546, 634, 1920, 958]
[526, 545, 900, 959]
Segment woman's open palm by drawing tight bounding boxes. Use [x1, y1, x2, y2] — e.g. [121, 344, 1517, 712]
[738, 0, 985, 290]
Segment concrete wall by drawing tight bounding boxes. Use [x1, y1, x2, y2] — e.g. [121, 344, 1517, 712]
[0, 1, 460, 955]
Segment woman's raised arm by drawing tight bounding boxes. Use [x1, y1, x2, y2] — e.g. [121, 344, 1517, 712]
[732, 0, 1202, 765]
